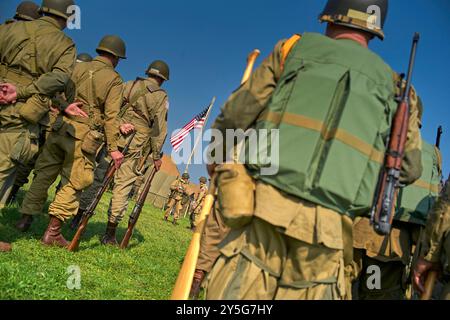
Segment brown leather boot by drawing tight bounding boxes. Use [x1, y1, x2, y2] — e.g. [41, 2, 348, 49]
[15, 214, 34, 232]
[189, 269, 206, 300]
[70, 209, 85, 230]
[101, 221, 118, 246]
[41, 216, 69, 248]
[0, 242, 12, 252]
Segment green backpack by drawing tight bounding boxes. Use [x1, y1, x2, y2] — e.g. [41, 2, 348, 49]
[247, 32, 398, 218]
[395, 141, 442, 225]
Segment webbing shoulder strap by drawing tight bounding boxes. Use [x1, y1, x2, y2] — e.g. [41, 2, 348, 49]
[280, 34, 302, 71]
[121, 78, 152, 126]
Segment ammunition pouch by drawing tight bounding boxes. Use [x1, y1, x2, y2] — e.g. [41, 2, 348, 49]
[17, 94, 50, 124]
[216, 163, 256, 229]
[81, 130, 105, 155]
[10, 129, 39, 165]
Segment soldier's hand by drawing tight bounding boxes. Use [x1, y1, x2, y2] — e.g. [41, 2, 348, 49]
[49, 105, 60, 115]
[110, 150, 125, 169]
[65, 102, 88, 118]
[120, 123, 135, 135]
[153, 158, 162, 172]
[412, 257, 437, 294]
[0, 83, 17, 105]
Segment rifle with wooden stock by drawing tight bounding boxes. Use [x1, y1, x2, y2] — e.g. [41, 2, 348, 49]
[120, 165, 158, 249]
[371, 33, 421, 236]
[171, 48, 261, 300]
[68, 131, 137, 252]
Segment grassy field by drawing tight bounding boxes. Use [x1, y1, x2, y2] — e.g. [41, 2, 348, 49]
[0, 182, 192, 300]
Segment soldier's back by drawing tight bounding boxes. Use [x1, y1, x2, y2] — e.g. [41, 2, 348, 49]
[71, 57, 121, 109]
[0, 17, 74, 78]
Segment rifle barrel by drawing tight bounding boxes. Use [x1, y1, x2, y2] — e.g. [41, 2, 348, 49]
[436, 126, 443, 149]
[403, 33, 420, 101]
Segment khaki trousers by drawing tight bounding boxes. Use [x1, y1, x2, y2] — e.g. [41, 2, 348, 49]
[20, 129, 95, 221]
[206, 217, 348, 300]
[0, 127, 39, 209]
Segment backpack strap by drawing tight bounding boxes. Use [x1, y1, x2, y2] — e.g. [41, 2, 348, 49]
[120, 78, 153, 126]
[280, 34, 302, 71]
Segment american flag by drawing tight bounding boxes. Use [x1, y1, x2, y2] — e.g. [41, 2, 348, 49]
[170, 106, 209, 152]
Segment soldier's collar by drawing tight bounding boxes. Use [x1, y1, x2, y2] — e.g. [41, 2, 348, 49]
[145, 77, 161, 88]
[94, 56, 114, 67]
[40, 16, 61, 29]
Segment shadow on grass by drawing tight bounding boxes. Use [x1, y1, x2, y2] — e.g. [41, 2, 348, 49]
[67, 221, 145, 251]
[0, 194, 145, 251]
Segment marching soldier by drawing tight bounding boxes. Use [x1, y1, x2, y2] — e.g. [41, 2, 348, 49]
[7, 51, 94, 208]
[413, 176, 450, 300]
[100, 60, 169, 245]
[190, 177, 208, 231]
[2, 1, 41, 25]
[353, 139, 442, 300]
[0, 0, 78, 211]
[190, 202, 231, 299]
[76, 53, 93, 63]
[164, 173, 191, 225]
[17, 35, 126, 247]
[205, 0, 423, 300]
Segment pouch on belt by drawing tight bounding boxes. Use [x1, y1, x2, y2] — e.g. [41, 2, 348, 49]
[216, 163, 256, 229]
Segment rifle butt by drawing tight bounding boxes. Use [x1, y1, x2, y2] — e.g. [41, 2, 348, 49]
[67, 219, 88, 252]
[67, 233, 81, 252]
[120, 226, 133, 249]
[421, 271, 438, 300]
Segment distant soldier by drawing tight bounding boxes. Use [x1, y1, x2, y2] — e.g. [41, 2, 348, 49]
[0, 0, 78, 212]
[353, 139, 442, 300]
[190, 177, 208, 231]
[3, 1, 41, 25]
[205, 0, 423, 300]
[76, 53, 93, 63]
[414, 176, 450, 300]
[17, 35, 126, 247]
[164, 173, 190, 225]
[100, 60, 169, 245]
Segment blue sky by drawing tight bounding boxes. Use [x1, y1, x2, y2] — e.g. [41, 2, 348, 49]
[1, 0, 449, 181]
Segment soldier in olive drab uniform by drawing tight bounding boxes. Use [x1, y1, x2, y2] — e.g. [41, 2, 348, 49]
[414, 176, 450, 300]
[190, 201, 231, 299]
[2, 1, 42, 25]
[205, 0, 423, 300]
[99, 60, 169, 245]
[1, 1, 44, 207]
[0, 0, 77, 209]
[353, 137, 442, 300]
[7, 53, 92, 208]
[190, 177, 208, 231]
[17, 35, 126, 247]
[164, 173, 191, 225]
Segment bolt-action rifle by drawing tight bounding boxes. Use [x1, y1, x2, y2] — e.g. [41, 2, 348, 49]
[120, 165, 158, 249]
[68, 132, 137, 252]
[371, 33, 421, 236]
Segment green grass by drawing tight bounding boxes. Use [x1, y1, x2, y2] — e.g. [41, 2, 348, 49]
[0, 183, 193, 300]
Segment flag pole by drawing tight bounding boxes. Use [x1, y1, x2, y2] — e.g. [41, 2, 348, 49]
[184, 97, 216, 174]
